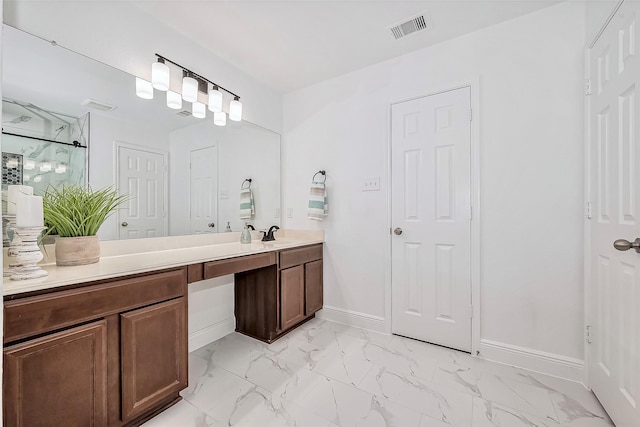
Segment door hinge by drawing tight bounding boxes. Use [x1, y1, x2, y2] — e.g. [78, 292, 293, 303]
[470, 205, 473, 220]
[585, 79, 592, 96]
[585, 201, 592, 219]
[469, 108, 473, 121]
[586, 325, 592, 344]
[470, 304, 474, 319]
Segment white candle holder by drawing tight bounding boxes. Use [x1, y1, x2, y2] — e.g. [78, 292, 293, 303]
[3, 215, 21, 278]
[10, 226, 48, 281]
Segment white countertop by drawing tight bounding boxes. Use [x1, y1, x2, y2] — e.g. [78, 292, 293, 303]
[3, 229, 324, 296]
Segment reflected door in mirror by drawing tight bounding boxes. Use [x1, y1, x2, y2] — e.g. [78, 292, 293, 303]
[189, 146, 218, 234]
[117, 145, 167, 239]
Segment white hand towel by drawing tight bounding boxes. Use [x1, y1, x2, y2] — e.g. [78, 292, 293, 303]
[240, 188, 255, 219]
[308, 182, 328, 221]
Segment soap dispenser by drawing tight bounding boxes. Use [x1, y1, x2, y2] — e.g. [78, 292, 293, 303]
[240, 223, 252, 244]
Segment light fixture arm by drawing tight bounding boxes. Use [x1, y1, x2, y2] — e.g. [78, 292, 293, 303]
[156, 53, 241, 100]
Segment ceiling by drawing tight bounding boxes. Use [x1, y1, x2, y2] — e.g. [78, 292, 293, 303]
[134, 0, 564, 92]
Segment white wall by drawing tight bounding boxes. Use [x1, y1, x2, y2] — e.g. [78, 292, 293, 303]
[4, 0, 282, 133]
[283, 2, 586, 373]
[90, 113, 169, 241]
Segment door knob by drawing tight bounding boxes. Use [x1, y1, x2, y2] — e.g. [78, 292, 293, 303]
[393, 227, 403, 235]
[208, 223, 215, 228]
[121, 222, 128, 227]
[613, 238, 640, 253]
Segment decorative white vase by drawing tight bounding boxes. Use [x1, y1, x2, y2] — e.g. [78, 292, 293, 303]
[55, 235, 100, 266]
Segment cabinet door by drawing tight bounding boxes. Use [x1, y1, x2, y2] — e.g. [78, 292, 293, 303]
[120, 298, 187, 422]
[280, 265, 305, 331]
[3, 320, 108, 427]
[305, 259, 323, 315]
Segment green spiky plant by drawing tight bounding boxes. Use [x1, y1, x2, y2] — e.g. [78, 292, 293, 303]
[42, 186, 129, 237]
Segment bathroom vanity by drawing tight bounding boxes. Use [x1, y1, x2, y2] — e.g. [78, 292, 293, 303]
[2, 232, 323, 426]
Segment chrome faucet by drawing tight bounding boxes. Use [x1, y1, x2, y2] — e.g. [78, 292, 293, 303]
[261, 225, 280, 241]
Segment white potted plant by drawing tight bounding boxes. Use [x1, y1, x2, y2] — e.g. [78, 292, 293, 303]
[43, 186, 129, 266]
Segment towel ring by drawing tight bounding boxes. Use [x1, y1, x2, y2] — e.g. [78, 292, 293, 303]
[312, 170, 326, 183]
[241, 178, 252, 189]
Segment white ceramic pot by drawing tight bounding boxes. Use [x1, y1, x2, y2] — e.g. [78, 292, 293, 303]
[55, 235, 100, 266]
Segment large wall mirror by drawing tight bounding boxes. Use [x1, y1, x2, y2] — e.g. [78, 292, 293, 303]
[2, 25, 281, 243]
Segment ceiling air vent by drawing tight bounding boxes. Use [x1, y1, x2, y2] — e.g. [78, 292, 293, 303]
[177, 110, 191, 117]
[388, 12, 433, 40]
[81, 98, 116, 112]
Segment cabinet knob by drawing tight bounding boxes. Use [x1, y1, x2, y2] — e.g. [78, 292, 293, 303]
[393, 227, 403, 235]
[208, 223, 215, 228]
[121, 222, 128, 227]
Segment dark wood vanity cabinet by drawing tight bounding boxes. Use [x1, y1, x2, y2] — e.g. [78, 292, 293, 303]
[4, 320, 108, 426]
[235, 243, 324, 343]
[3, 267, 189, 427]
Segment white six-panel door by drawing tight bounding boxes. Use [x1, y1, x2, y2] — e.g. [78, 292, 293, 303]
[391, 87, 472, 352]
[189, 146, 218, 234]
[117, 145, 167, 239]
[589, 2, 640, 425]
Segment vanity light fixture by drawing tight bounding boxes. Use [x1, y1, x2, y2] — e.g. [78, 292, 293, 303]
[135, 77, 154, 99]
[166, 90, 182, 110]
[136, 54, 242, 126]
[229, 96, 243, 121]
[23, 159, 35, 170]
[151, 58, 170, 91]
[192, 102, 206, 119]
[182, 72, 199, 103]
[214, 111, 227, 126]
[208, 86, 223, 112]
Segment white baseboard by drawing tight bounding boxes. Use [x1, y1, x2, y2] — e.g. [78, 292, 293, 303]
[480, 339, 585, 382]
[316, 306, 387, 334]
[188, 317, 235, 353]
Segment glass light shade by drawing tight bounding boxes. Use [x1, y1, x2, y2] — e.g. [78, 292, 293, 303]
[208, 88, 223, 112]
[229, 98, 243, 121]
[214, 111, 227, 126]
[23, 174, 31, 182]
[135, 77, 154, 99]
[24, 159, 35, 170]
[151, 61, 170, 91]
[33, 175, 42, 183]
[55, 164, 67, 174]
[39, 162, 52, 172]
[167, 91, 182, 109]
[192, 102, 206, 119]
[182, 76, 198, 103]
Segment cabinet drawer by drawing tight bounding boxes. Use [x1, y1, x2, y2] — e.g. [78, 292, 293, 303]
[204, 252, 276, 279]
[4, 268, 187, 343]
[279, 244, 323, 270]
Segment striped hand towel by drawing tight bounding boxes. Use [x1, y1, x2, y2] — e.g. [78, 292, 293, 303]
[308, 182, 328, 221]
[240, 188, 255, 219]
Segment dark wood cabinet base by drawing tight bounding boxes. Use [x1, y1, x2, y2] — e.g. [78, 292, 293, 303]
[4, 268, 188, 427]
[235, 244, 323, 343]
[236, 314, 316, 344]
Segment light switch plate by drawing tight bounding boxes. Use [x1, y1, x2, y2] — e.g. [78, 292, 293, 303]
[287, 208, 293, 218]
[219, 189, 229, 199]
[362, 176, 380, 191]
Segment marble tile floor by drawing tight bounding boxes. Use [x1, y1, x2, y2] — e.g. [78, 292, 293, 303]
[143, 318, 613, 427]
